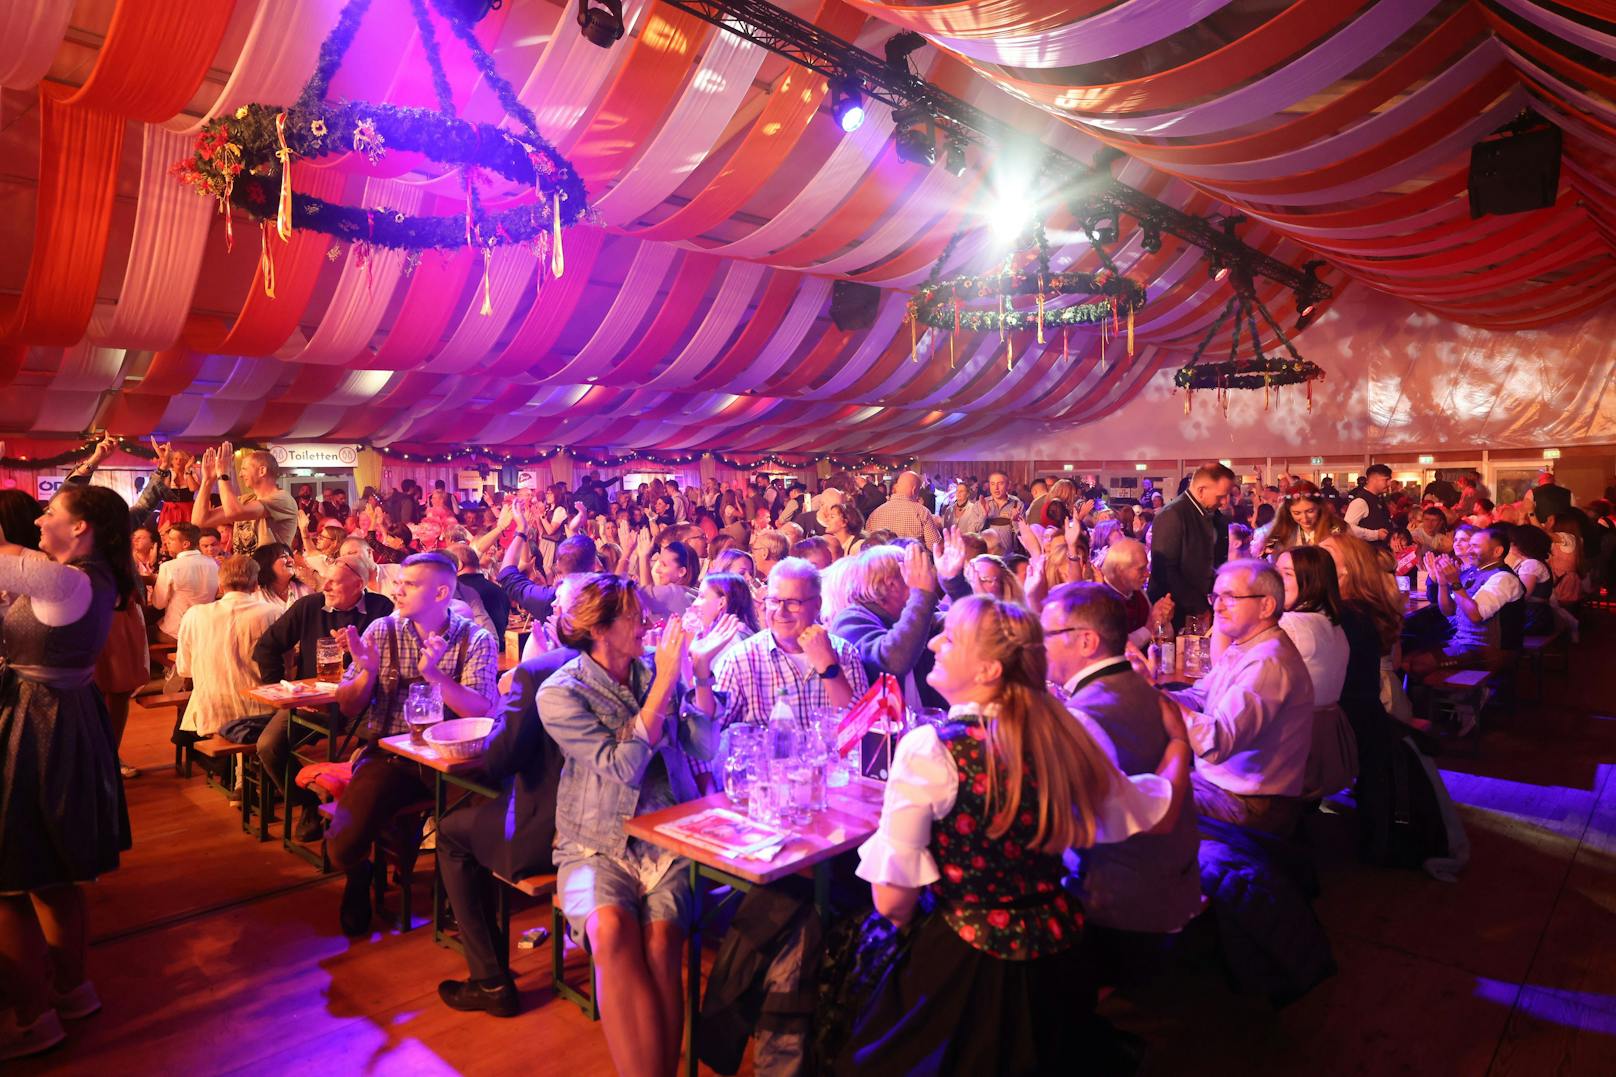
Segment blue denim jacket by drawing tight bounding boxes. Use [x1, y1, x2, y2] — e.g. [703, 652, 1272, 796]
[538, 651, 718, 857]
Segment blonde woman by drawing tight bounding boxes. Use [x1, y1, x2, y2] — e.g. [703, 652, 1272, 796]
[967, 553, 1027, 608]
[1262, 492, 1345, 556]
[1317, 533, 1413, 723]
[840, 596, 1185, 1072]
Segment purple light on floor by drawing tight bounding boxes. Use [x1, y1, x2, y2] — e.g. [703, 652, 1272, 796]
[1475, 977, 1616, 1034]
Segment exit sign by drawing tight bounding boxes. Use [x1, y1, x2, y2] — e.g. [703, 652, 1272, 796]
[1308, 456, 1324, 466]
[1418, 454, 1435, 465]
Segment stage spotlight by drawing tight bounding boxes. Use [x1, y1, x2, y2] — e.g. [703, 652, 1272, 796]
[884, 31, 927, 71]
[1295, 301, 1318, 332]
[577, 0, 624, 48]
[943, 137, 967, 177]
[1084, 215, 1117, 246]
[1293, 259, 1326, 330]
[893, 107, 936, 167]
[829, 76, 865, 133]
[1140, 222, 1162, 254]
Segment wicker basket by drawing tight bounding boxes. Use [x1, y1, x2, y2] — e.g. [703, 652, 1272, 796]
[425, 718, 494, 760]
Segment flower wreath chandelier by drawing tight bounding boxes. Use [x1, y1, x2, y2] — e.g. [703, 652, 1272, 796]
[1172, 268, 1325, 413]
[909, 221, 1147, 371]
[173, 0, 587, 301]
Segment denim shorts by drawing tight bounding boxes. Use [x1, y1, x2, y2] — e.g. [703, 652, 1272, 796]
[554, 838, 693, 943]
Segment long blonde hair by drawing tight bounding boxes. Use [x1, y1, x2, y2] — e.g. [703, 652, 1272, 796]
[948, 596, 1117, 852]
[1318, 533, 1402, 651]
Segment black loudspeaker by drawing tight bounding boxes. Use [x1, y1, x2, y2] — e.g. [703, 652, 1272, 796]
[1468, 119, 1561, 218]
[830, 280, 881, 331]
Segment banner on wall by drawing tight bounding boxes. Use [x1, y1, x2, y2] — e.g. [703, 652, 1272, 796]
[36, 473, 68, 499]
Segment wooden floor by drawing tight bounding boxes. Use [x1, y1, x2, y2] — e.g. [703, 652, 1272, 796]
[14, 610, 1616, 1076]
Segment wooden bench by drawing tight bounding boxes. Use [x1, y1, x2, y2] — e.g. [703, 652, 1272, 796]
[140, 691, 192, 774]
[193, 738, 274, 839]
[1519, 630, 1569, 702]
[487, 872, 597, 1021]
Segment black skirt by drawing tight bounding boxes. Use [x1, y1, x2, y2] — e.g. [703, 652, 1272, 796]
[839, 911, 1097, 1076]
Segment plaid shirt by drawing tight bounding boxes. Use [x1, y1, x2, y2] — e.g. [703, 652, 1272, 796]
[704, 628, 869, 757]
[349, 611, 499, 737]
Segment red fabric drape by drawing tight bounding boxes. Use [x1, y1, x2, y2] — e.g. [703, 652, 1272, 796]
[0, 84, 126, 348]
[66, 0, 238, 121]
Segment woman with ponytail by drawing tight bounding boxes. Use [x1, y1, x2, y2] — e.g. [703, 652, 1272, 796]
[839, 595, 1187, 1074]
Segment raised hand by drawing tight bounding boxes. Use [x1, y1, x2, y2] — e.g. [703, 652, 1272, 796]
[902, 540, 939, 594]
[1149, 594, 1176, 628]
[1015, 520, 1043, 557]
[199, 447, 218, 483]
[344, 625, 378, 678]
[652, 615, 691, 686]
[690, 613, 744, 678]
[932, 526, 966, 579]
[418, 631, 449, 682]
[799, 623, 838, 673]
[1063, 514, 1083, 551]
[1026, 552, 1046, 588]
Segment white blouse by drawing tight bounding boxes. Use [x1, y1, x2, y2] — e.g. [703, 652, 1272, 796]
[1278, 610, 1349, 707]
[855, 705, 1174, 889]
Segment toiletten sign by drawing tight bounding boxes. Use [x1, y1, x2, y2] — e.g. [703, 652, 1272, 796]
[267, 443, 359, 469]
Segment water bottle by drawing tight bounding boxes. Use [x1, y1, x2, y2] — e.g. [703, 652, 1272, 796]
[1153, 616, 1176, 680]
[768, 692, 798, 761]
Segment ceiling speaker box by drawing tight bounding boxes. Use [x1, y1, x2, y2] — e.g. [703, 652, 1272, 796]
[1468, 120, 1561, 218]
[831, 280, 881, 331]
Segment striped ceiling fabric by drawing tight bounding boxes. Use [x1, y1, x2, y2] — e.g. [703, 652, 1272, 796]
[2, 0, 1613, 458]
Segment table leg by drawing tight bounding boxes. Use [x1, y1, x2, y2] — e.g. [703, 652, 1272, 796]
[432, 772, 448, 947]
[686, 859, 702, 1077]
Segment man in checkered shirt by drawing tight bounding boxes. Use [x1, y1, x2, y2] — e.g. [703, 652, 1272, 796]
[688, 557, 868, 756]
[328, 551, 499, 935]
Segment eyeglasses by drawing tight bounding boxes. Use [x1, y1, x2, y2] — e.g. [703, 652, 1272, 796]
[1209, 592, 1265, 608]
[763, 597, 812, 613]
[1043, 625, 1092, 638]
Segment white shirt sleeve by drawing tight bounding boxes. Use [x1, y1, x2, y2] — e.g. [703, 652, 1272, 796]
[855, 724, 958, 888]
[1471, 570, 1525, 620]
[0, 554, 92, 627]
[1343, 498, 1380, 541]
[1091, 768, 1174, 846]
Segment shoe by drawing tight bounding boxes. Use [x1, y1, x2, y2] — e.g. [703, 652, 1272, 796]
[119, 760, 140, 779]
[340, 862, 373, 937]
[294, 807, 325, 844]
[437, 977, 518, 1018]
[51, 981, 101, 1020]
[0, 1007, 66, 1061]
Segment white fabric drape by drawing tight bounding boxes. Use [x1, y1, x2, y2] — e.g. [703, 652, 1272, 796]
[0, 0, 74, 90]
[422, 247, 537, 374]
[810, 294, 907, 397]
[643, 261, 766, 389]
[545, 242, 679, 383]
[591, 28, 765, 226]
[725, 276, 834, 392]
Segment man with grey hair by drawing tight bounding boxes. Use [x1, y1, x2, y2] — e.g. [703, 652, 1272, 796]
[979, 470, 1023, 553]
[865, 470, 943, 546]
[1169, 559, 1314, 835]
[193, 441, 300, 555]
[1100, 537, 1175, 648]
[690, 557, 869, 732]
[830, 543, 944, 709]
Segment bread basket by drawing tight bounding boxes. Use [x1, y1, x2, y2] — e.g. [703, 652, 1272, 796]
[424, 717, 494, 760]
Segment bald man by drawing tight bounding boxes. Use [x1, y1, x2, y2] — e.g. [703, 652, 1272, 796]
[864, 470, 942, 546]
[1101, 537, 1175, 647]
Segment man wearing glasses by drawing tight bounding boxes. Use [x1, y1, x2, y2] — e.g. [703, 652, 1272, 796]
[689, 557, 868, 732]
[1168, 560, 1314, 835]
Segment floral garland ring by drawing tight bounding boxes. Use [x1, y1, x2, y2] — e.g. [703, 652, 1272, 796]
[1172, 356, 1324, 392]
[172, 100, 587, 252]
[910, 268, 1145, 334]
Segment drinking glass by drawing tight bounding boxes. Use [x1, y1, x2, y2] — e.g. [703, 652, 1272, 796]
[748, 761, 788, 827]
[405, 683, 442, 745]
[722, 726, 760, 806]
[315, 638, 343, 681]
[785, 759, 816, 826]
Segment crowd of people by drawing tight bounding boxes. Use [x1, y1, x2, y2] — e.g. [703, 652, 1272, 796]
[3, 439, 1615, 1069]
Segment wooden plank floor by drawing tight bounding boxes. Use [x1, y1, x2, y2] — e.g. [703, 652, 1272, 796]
[13, 610, 1616, 1075]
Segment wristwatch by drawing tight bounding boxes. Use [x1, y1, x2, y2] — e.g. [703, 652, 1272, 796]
[693, 673, 716, 687]
[815, 662, 842, 681]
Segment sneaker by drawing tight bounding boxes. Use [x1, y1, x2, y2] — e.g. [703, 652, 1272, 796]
[51, 981, 101, 1020]
[437, 977, 519, 1018]
[340, 862, 373, 937]
[294, 807, 325, 844]
[0, 1007, 66, 1061]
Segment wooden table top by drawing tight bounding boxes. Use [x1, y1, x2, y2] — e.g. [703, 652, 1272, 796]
[377, 732, 488, 776]
[625, 782, 886, 887]
[247, 678, 339, 708]
[1149, 643, 1208, 688]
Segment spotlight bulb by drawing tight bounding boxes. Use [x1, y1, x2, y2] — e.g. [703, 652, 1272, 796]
[577, 0, 624, 48]
[829, 77, 864, 133]
[943, 139, 967, 177]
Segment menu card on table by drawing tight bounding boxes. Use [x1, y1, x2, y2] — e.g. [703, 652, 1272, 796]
[656, 808, 793, 860]
[257, 680, 340, 703]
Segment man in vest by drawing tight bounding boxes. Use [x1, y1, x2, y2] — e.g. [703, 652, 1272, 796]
[1405, 525, 1524, 682]
[1343, 464, 1393, 547]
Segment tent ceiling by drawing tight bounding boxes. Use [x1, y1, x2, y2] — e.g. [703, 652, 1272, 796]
[0, 0, 1610, 454]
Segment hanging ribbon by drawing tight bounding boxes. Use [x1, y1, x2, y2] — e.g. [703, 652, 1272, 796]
[258, 221, 277, 298]
[910, 312, 917, 363]
[1036, 291, 1046, 345]
[480, 247, 493, 316]
[948, 330, 955, 369]
[1127, 307, 1135, 357]
[274, 112, 294, 242]
[551, 193, 564, 277]
[220, 195, 234, 254]
[1062, 327, 1068, 363]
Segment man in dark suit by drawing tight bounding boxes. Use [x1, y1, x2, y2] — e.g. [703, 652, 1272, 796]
[435, 641, 576, 1017]
[1042, 583, 1201, 953]
[1147, 463, 1235, 629]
